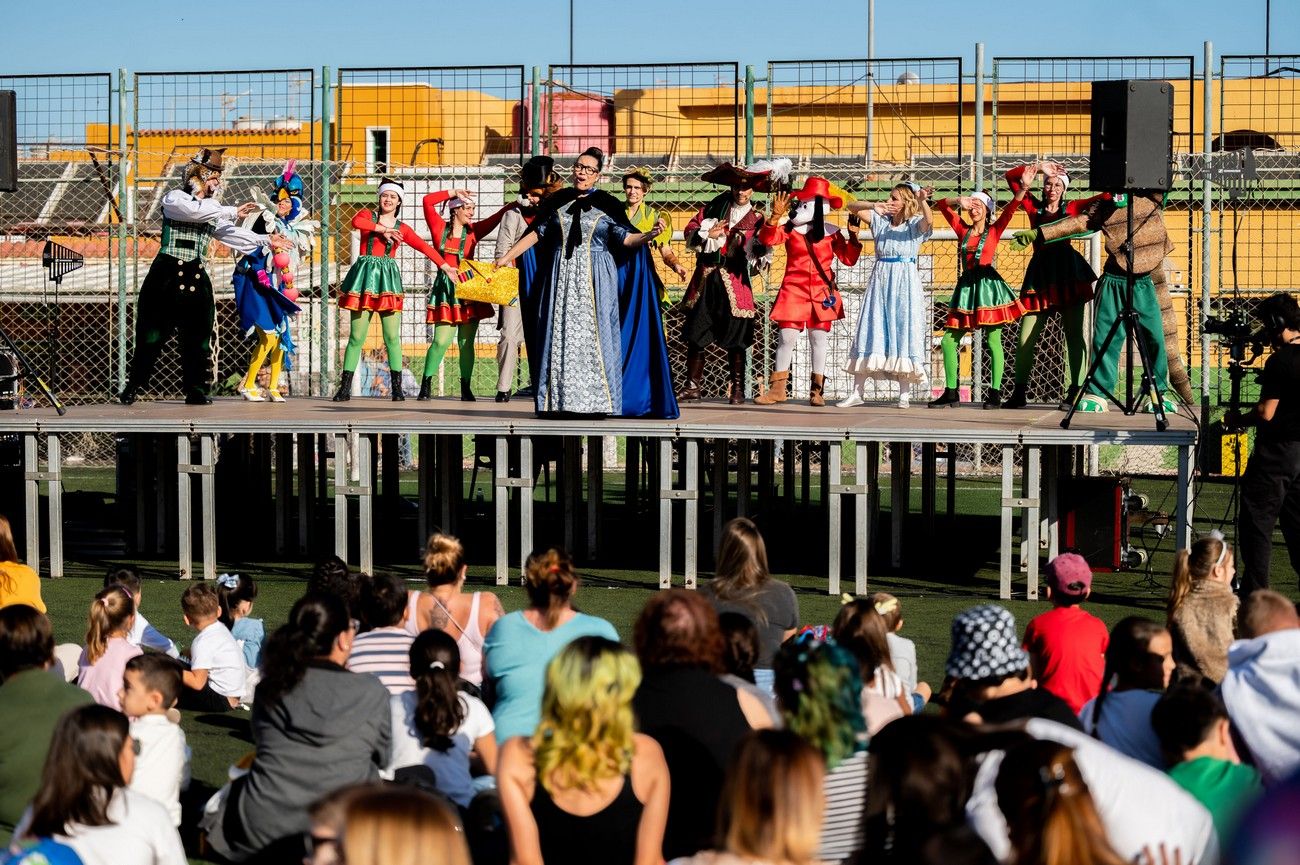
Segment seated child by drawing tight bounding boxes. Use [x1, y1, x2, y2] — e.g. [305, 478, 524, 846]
[216, 573, 264, 671]
[119, 653, 191, 827]
[870, 592, 922, 695]
[179, 583, 246, 712]
[347, 573, 416, 696]
[105, 566, 179, 658]
[1021, 553, 1109, 713]
[77, 584, 142, 711]
[1151, 681, 1262, 841]
[1078, 616, 1174, 769]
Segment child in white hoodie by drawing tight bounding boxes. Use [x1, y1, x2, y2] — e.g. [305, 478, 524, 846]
[1221, 589, 1300, 784]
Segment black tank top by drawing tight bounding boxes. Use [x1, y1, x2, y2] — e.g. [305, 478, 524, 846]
[530, 774, 643, 865]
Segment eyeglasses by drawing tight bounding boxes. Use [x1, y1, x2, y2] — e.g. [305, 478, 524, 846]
[573, 163, 600, 176]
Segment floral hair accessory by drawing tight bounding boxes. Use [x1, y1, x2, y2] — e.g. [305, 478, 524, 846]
[874, 597, 900, 616]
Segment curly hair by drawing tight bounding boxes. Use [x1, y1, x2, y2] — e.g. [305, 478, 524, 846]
[532, 636, 640, 794]
[773, 638, 865, 770]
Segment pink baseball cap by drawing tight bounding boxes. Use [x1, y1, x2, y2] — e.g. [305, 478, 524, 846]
[1045, 553, 1093, 598]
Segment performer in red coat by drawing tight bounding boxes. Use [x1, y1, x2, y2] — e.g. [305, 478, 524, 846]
[753, 176, 861, 406]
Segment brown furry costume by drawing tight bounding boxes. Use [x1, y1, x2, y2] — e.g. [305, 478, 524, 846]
[1039, 193, 1194, 404]
[1169, 578, 1239, 683]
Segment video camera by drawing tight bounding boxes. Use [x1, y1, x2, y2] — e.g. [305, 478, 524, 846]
[1203, 301, 1267, 366]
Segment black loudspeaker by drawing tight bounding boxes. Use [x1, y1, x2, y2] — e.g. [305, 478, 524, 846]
[1088, 80, 1174, 191]
[0, 91, 15, 194]
[1059, 476, 1126, 571]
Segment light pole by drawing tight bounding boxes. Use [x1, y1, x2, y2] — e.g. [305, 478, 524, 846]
[569, 0, 574, 68]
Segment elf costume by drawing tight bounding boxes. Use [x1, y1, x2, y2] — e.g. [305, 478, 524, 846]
[331, 178, 448, 402]
[754, 176, 861, 407]
[929, 185, 1027, 409]
[119, 148, 268, 406]
[418, 190, 517, 401]
[1002, 165, 1107, 410]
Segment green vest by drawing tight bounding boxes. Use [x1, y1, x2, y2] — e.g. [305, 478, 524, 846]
[160, 190, 217, 264]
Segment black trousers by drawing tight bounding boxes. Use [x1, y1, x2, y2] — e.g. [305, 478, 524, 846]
[1237, 437, 1300, 594]
[125, 254, 216, 398]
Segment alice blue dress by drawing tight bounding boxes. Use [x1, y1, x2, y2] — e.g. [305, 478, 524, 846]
[845, 212, 932, 384]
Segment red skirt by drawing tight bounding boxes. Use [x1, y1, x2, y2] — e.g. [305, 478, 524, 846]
[426, 300, 494, 325]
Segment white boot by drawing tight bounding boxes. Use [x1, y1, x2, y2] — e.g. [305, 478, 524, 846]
[837, 376, 866, 408]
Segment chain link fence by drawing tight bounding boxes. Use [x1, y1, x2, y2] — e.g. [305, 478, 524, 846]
[2, 54, 1298, 486]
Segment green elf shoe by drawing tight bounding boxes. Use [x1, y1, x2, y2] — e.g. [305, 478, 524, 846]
[1077, 395, 1108, 413]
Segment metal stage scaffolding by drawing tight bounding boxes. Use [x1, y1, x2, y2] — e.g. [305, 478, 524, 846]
[3, 400, 1197, 600]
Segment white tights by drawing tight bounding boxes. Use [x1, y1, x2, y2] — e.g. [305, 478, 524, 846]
[774, 327, 830, 375]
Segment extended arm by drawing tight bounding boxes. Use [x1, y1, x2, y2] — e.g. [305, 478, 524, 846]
[161, 190, 240, 224]
[494, 229, 541, 268]
[1005, 165, 1041, 216]
[934, 198, 966, 233]
[399, 222, 451, 268]
[471, 202, 519, 242]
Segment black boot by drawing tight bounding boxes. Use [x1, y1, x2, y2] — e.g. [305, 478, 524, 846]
[460, 378, 476, 402]
[417, 376, 433, 401]
[495, 391, 510, 403]
[1002, 383, 1028, 409]
[982, 388, 1002, 409]
[331, 370, 354, 402]
[390, 370, 405, 402]
[1058, 385, 1080, 412]
[679, 349, 704, 402]
[119, 384, 139, 406]
[928, 387, 960, 408]
[727, 350, 746, 405]
[185, 391, 213, 406]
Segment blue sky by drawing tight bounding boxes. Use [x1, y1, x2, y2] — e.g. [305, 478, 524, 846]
[1, 0, 1295, 73]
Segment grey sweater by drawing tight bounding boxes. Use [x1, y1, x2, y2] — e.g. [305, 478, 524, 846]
[236, 662, 391, 852]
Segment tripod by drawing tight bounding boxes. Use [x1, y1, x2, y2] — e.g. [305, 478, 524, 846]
[1062, 192, 1169, 432]
[0, 322, 66, 415]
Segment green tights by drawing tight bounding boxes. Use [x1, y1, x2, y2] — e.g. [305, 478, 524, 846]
[941, 326, 1006, 390]
[421, 321, 480, 381]
[1013, 305, 1087, 388]
[342, 310, 403, 373]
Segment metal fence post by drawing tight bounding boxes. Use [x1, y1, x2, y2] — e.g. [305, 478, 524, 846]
[319, 65, 333, 395]
[744, 65, 755, 164]
[117, 68, 130, 392]
[972, 43, 985, 404]
[765, 62, 774, 158]
[1201, 42, 1213, 422]
[531, 66, 541, 157]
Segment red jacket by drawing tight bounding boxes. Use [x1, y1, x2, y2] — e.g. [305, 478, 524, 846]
[936, 198, 1020, 268]
[351, 209, 446, 264]
[758, 221, 861, 299]
[421, 190, 516, 266]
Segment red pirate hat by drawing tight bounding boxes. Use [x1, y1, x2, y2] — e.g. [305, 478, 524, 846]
[788, 175, 842, 210]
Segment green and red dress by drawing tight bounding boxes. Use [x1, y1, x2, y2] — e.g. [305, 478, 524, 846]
[338, 209, 446, 313]
[937, 198, 1025, 329]
[420, 190, 516, 325]
[1005, 168, 1107, 312]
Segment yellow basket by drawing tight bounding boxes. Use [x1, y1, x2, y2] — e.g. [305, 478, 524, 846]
[454, 260, 519, 306]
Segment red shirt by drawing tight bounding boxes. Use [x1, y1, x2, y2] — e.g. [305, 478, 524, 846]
[1023, 605, 1109, 713]
[420, 190, 516, 266]
[936, 197, 1020, 268]
[1003, 167, 1110, 231]
[756, 221, 861, 297]
[351, 209, 446, 263]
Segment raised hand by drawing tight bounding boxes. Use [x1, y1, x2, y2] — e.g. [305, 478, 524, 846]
[957, 196, 976, 211]
[883, 200, 901, 215]
[236, 202, 258, 220]
[1041, 161, 1067, 178]
[450, 188, 476, 202]
[769, 191, 791, 222]
[918, 186, 933, 203]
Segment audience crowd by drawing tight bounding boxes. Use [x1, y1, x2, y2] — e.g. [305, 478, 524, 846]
[2, 515, 1299, 865]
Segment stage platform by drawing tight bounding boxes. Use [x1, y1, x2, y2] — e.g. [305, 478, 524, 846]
[2, 398, 1200, 599]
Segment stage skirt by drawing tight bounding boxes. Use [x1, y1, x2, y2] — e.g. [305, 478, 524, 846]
[944, 265, 1026, 330]
[1020, 245, 1097, 313]
[338, 255, 403, 313]
[425, 270, 494, 325]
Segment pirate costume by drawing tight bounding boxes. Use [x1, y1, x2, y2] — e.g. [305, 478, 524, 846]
[120, 148, 268, 405]
[679, 160, 783, 405]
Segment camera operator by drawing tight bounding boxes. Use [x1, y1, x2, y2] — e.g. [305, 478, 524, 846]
[1225, 292, 1300, 594]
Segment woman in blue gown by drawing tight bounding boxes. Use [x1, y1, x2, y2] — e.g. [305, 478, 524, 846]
[495, 147, 680, 420]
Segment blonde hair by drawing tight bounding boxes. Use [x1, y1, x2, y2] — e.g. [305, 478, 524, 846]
[869, 591, 902, 632]
[423, 533, 465, 588]
[523, 548, 579, 629]
[891, 184, 921, 221]
[711, 517, 771, 601]
[532, 636, 640, 794]
[1167, 536, 1229, 620]
[85, 585, 134, 664]
[339, 786, 471, 865]
[0, 515, 18, 596]
[720, 730, 825, 864]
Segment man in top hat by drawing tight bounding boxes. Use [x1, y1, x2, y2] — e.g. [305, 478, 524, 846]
[120, 147, 282, 405]
[754, 175, 861, 407]
[678, 158, 788, 404]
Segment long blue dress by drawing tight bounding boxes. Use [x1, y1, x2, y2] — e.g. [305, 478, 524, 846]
[845, 211, 932, 384]
[530, 191, 680, 419]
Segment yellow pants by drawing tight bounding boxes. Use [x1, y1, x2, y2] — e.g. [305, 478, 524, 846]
[243, 330, 284, 392]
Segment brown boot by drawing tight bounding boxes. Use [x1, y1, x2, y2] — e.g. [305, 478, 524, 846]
[678, 348, 704, 402]
[810, 373, 826, 407]
[753, 370, 789, 405]
[727, 350, 746, 405]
